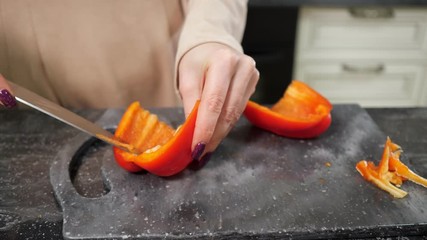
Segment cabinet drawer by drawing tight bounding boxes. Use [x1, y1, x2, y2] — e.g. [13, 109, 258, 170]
[295, 62, 426, 107]
[297, 7, 427, 51]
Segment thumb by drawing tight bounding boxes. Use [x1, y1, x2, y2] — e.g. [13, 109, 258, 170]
[177, 62, 203, 119]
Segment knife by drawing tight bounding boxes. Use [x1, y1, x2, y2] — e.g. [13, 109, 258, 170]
[7, 81, 138, 154]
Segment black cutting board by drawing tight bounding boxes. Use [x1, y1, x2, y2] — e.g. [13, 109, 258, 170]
[50, 105, 427, 239]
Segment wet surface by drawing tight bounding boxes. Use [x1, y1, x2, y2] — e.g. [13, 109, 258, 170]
[1, 106, 427, 239]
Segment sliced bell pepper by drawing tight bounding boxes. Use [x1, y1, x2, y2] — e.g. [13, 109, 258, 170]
[356, 160, 408, 198]
[113, 101, 199, 176]
[244, 80, 333, 139]
[388, 147, 427, 188]
[356, 137, 427, 198]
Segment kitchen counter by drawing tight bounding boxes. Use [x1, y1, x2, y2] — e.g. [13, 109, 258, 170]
[0, 106, 426, 239]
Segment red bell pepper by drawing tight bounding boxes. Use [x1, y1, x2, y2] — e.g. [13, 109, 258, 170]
[356, 160, 408, 198]
[387, 141, 427, 188]
[244, 80, 333, 138]
[113, 101, 199, 176]
[356, 137, 427, 198]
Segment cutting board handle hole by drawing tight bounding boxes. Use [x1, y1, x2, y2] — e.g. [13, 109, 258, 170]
[69, 137, 111, 198]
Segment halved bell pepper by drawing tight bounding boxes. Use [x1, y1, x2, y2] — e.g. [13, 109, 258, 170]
[356, 137, 427, 198]
[244, 80, 333, 138]
[113, 101, 199, 176]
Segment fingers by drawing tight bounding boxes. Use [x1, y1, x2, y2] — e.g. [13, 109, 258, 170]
[178, 62, 203, 119]
[190, 50, 259, 159]
[205, 56, 259, 153]
[178, 43, 259, 163]
[191, 48, 237, 156]
[0, 74, 17, 108]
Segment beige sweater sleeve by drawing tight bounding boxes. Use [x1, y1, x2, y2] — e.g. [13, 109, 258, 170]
[174, 0, 248, 90]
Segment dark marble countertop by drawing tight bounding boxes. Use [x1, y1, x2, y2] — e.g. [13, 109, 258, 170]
[0, 106, 426, 239]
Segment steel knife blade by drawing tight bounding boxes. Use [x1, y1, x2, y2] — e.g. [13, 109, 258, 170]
[8, 80, 138, 154]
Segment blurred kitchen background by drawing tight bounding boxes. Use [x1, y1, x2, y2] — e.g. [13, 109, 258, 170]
[242, 1, 427, 107]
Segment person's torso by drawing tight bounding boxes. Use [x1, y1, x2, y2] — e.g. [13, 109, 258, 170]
[0, 0, 184, 108]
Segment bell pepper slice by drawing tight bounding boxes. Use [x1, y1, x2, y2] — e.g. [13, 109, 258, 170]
[356, 160, 408, 198]
[356, 137, 427, 198]
[244, 80, 333, 138]
[387, 144, 427, 188]
[113, 101, 199, 176]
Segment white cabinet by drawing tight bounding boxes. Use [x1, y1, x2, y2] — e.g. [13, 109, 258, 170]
[293, 7, 427, 107]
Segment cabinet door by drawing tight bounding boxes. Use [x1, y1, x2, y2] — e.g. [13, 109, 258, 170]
[299, 7, 427, 50]
[296, 7, 427, 60]
[295, 62, 427, 107]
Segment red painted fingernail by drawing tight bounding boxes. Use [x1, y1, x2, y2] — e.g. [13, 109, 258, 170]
[191, 142, 206, 161]
[0, 89, 17, 108]
[189, 152, 212, 170]
[199, 152, 212, 165]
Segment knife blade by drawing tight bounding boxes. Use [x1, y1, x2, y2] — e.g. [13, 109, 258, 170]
[7, 80, 138, 154]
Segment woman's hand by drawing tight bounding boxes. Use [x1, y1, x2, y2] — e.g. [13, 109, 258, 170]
[178, 42, 259, 165]
[0, 74, 16, 108]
